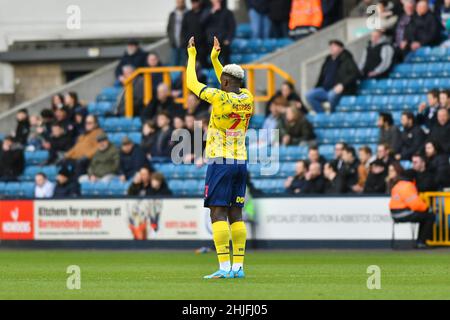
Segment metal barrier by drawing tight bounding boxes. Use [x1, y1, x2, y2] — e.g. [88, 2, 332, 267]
[422, 192, 450, 246]
[123, 64, 295, 118]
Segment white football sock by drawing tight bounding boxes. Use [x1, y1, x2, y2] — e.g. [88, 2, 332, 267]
[220, 261, 231, 272]
[232, 263, 243, 272]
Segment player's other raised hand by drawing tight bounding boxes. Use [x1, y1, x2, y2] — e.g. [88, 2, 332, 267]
[213, 36, 221, 52]
[188, 36, 195, 49]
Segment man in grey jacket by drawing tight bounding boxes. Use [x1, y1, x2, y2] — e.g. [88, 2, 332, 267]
[359, 30, 395, 79]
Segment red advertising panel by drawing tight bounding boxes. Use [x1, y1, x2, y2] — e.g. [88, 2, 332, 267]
[0, 200, 34, 240]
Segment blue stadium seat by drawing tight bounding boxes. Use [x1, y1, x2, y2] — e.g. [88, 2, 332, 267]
[25, 150, 49, 165]
[235, 24, 252, 38]
[97, 86, 122, 102]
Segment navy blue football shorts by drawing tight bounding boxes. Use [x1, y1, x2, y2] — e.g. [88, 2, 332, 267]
[204, 158, 247, 208]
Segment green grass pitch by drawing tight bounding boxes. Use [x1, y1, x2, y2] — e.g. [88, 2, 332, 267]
[1, 249, 450, 299]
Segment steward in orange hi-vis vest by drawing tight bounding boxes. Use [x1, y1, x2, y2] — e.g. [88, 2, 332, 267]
[289, 0, 323, 31]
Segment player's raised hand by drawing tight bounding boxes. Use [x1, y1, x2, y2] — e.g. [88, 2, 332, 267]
[188, 36, 195, 48]
[213, 36, 221, 52]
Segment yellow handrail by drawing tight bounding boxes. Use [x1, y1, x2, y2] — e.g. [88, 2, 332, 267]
[422, 192, 450, 246]
[122, 64, 295, 118]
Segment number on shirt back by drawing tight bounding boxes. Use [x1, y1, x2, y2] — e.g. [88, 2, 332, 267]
[229, 113, 251, 130]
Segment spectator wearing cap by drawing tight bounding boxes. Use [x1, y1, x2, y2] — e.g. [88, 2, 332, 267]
[417, 89, 441, 132]
[34, 172, 55, 198]
[0, 136, 25, 182]
[119, 136, 149, 182]
[377, 112, 402, 154]
[404, 0, 442, 52]
[363, 159, 387, 194]
[167, 0, 187, 66]
[397, 111, 426, 160]
[429, 108, 450, 154]
[306, 40, 360, 113]
[79, 133, 120, 183]
[411, 153, 436, 192]
[182, 0, 208, 67]
[115, 39, 147, 84]
[53, 168, 80, 198]
[246, 0, 271, 39]
[14, 108, 30, 146]
[359, 30, 394, 79]
[203, 0, 236, 65]
[42, 122, 72, 164]
[389, 169, 435, 248]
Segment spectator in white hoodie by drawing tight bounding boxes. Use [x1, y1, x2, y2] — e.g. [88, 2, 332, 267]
[34, 172, 55, 198]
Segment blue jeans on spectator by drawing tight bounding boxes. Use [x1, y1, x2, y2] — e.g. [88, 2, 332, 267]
[249, 9, 271, 39]
[171, 47, 186, 66]
[306, 87, 342, 113]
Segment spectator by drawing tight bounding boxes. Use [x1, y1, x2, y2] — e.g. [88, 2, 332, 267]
[0, 136, 25, 182]
[182, 0, 208, 67]
[54, 106, 75, 141]
[389, 169, 434, 248]
[39, 109, 55, 141]
[321, 0, 343, 27]
[394, 0, 416, 60]
[332, 141, 348, 170]
[359, 30, 394, 79]
[404, 0, 442, 52]
[437, 0, 450, 28]
[306, 40, 360, 113]
[115, 39, 147, 84]
[424, 140, 450, 189]
[73, 108, 86, 138]
[429, 107, 450, 154]
[150, 112, 174, 159]
[307, 146, 326, 167]
[262, 96, 285, 145]
[285, 160, 308, 194]
[386, 161, 404, 192]
[42, 122, 72, 164]
[376, 143, 395, 170]
[27, 114, 45, 150]
[288, 0, 323, 39]
[141, 120, 158, 159]
[268, 0, 291, 38]
[203, 0, 236, 65]
[51, 94, 65, 110]
[64, 92, 85, 120]
[349, 0, 377, 17]
[266, 82, 305, 116]
[14, 108, 30, 146]
[167, 0, 188, 66]
[279, 105, 315, 145]
[186, 93, 210, 118]
[364, 159, 387, 194]
[323, 161, 345, 194]
[53, 168, 80, 198]
[417, 89, 440, 131]
[340, 146, 360, 193]
[303, 162, 326, 193]
[357, 146, 374, 190]
[146, 52, 164, 92]
[439, 89, 450, 109]
[377, 112, 402, 154]
[149, 172, 172, 196]
[79, 133, 120, 183]
[411, 153, 436, 192]
[182, 114, 203, 163]
[128, 166, 153, 196]
[119, 136, 149, 182]
[141, 83, 183, 122]
[246, 0, 271, 39]
[34, 172, 54, 198]
[397, 111, 426, 160]
[116, 65, 145, 116]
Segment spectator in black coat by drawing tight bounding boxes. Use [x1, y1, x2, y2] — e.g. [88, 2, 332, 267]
[150, 112, 174, 159]
[377, 112, 402, 154]
[307, 146, 327, 167]
[116, 65, 145, 116]
[424, 141, 450, 189]
[246, 0, 271, 39]
[42, 122, 72, 164]
[359, 30, 394, 79]
[306, 40, 360, 113]
[363, 159, 387, 194]
[429, 108, 450, 154]
[146, 52, 164, 94]
[411, 153, 436, 192]
[119, 137, 149, 181]
[340, 146, 360, 193]
[14, 109, 30, 146]
[303, 162, 326, 194]
[141, 83, 184, 122]
[323, 162, 345, 194]
[0, 136, 25, 181]
[393, 0, 416, 60]
[182, 0, 208, 67]
[54, 106, 75, 142]
[149, 172, 172, 196]
[141, 120, 158, 159]
[284, 160, 308, 194]
[268, 0, 291, 38]
[53, 168, 80, 198]
[397, 111, 426, 160]
[416, 89, 440, 131]
[404, 0, 442, 52]
[128, 167, 153, 196]
[115, 39, 147, 84]
[167, 0, 187, 66]
[203, 0, 236, 65]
